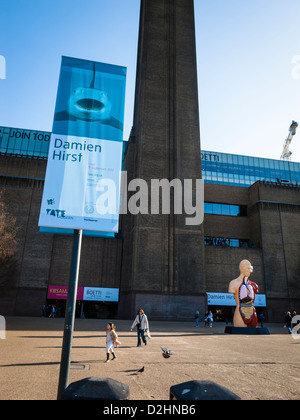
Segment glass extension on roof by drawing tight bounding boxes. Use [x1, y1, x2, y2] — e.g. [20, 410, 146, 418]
[1, 126, 300, 187]
[0, 126, 50, 158]
[201, 150, 300, 187]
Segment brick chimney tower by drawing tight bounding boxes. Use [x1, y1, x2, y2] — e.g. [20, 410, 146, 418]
[119, 0, 205, 319]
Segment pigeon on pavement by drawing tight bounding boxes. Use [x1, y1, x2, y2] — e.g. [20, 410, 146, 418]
[161, 347, 175, 359]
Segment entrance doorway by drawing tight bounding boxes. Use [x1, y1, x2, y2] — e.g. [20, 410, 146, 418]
[81, 301, 118, 319]
[46, 300, 118, 319]
[46, 300, 82, 318]
[208, 306, 234, 323]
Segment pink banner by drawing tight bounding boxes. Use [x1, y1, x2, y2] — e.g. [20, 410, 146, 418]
[47, 285, 84, 300]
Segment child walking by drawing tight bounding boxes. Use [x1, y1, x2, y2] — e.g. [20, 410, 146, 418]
[105, 322, 121, 363]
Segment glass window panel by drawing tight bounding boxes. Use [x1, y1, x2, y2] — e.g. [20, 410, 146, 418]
[212, 203, 222, 214]
[222, 153, 228, 164]
[227, 154, 233, 164]
[274, 160, 280, 170]
[233, 155, 239, 164]
[253, 157, 260, 167]
[243, 156, 249, 166]
[230, 205, 239, 216]
[222, 173, 229, 183]
[204, 203, 213, 214]
[248, 156, 254, 166]
[217, 173, 223, 183]
[34, 139, 43, 156]
[13, 138, 22, 154]
[266, 161, 272, 180]
[19, 138, 28, 154]
[269, 159, 275, 169]
[222, 204, 231, 215]
[290, 163, 300, 183]
[27, 136, 36, 153]
[6, 135, 16, 153]
[41, 138, 50, 156]
[0, 128, 9, 153]
[279, 161, 287, 171]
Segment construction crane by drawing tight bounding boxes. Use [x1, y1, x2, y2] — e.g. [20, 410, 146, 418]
[280, 121, 298, 161]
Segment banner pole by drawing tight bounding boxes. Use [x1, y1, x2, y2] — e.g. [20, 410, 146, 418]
[57, 229, 83, 400]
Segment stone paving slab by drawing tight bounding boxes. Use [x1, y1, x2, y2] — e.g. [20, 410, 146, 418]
[0, 317, 299, 400]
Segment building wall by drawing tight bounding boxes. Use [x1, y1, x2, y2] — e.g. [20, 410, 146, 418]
[249, 182, 300, 321]
[205, 247, 264, 294]
[203, 181, 300, 322]
[0, 156, 299, 321]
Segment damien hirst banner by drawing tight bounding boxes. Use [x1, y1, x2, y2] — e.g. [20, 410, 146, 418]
[206, 292, 267, 307]
[38, 57, 126, 232]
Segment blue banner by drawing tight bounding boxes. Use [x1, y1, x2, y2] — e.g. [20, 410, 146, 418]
[39, 57, 126, 233]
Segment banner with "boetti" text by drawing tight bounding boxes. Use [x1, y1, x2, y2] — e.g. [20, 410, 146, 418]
[38, 56, 126, 232]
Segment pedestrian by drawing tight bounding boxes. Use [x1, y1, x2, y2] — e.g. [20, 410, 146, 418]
[130, 308, 149, 347]
[42, 304, 47, 317]
[284, 311, 292, 334]
[105, 322, 121, 363]
[258, 313, 265, 327]
[195, 310, 200, 327]
[207, 310, 213, 328]
[49, 305, 56, 318]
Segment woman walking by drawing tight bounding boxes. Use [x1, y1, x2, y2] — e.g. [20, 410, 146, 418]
[130, 308, 149, 347]
[105, 322, 120, 362]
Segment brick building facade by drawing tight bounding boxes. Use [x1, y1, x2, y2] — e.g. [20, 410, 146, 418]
[0, 151, 299, 322]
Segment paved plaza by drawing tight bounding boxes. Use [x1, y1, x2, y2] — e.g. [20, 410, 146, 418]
[0, 317, 299, 400]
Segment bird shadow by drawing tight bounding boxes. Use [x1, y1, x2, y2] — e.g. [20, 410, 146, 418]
[122, 368, 143, 376]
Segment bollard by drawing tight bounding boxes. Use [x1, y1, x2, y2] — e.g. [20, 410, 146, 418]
[61, 377, 130, 400]
[170, 380, 241, 400]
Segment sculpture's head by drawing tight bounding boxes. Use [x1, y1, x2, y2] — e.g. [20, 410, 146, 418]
[239, 260, 253, 277]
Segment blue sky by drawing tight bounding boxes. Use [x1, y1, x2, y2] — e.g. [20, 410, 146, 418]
[1, 0, 300, 161]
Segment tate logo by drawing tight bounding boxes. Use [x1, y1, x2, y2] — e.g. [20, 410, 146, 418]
[46, 208, 66, 218]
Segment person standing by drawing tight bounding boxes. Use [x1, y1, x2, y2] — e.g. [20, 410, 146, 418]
[130, 308, 149, 347]
[195, 311, 200, 327]
[207, 310, 213, 328]
[284, 311, 292, 334]
[49, 305, 56, 318]
[258, 313, 265, 327]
